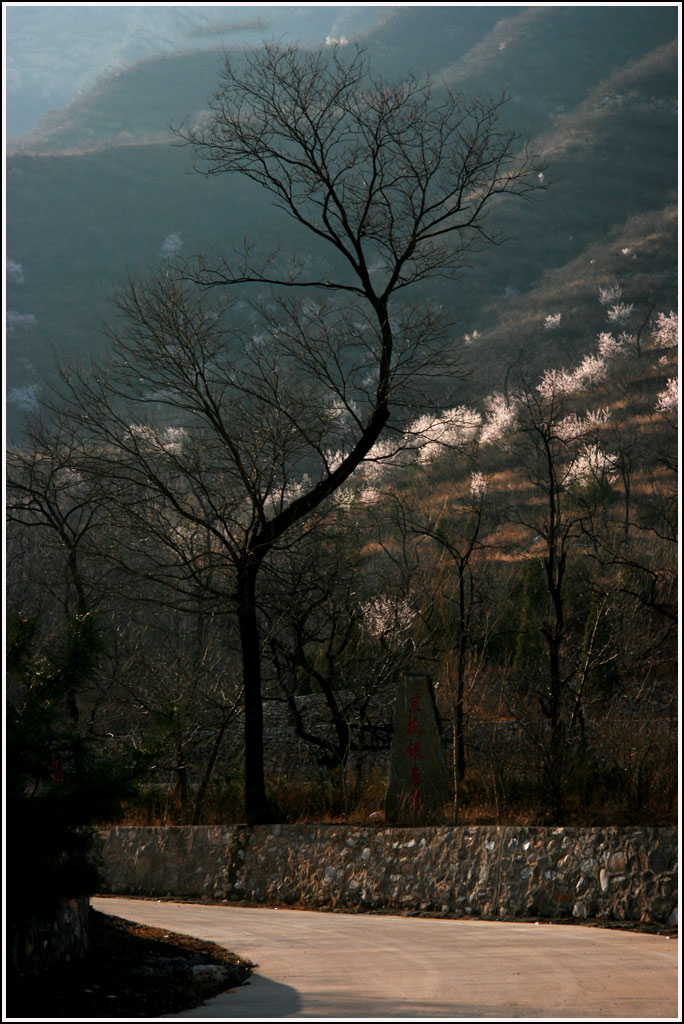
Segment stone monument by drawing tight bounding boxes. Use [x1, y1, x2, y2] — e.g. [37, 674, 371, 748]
[385, 674, 448, 825]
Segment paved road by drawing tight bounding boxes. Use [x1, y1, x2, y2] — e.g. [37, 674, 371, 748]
[93, 897, 679, 1019]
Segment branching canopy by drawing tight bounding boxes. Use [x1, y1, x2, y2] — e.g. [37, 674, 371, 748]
[179, 44, 544, 298]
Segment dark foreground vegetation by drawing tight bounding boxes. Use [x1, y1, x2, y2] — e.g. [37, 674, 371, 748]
[7, 910, 252, 1019]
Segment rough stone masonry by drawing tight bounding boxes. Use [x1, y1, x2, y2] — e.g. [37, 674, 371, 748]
[97, 824, 677, 925]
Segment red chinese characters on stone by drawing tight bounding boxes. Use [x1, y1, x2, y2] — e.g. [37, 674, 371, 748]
[406, 691, 423, 811]
[406, 739, 422, 760]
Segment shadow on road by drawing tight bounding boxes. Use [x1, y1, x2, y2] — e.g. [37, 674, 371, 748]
[170, 973, 302, 1018]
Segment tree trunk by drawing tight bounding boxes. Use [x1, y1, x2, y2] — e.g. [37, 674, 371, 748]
[236, 558, 271, 825]
[191, 715, 230, 826]
[456, 568, 467, 782]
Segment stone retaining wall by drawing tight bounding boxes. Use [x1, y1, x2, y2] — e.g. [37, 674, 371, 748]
[96, 825, 677, 924]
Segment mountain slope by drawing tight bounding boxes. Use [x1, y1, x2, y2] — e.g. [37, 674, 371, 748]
[6, 6, 678, 440]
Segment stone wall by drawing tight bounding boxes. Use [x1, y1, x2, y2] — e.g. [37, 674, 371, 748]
[96, 825, 677, 924]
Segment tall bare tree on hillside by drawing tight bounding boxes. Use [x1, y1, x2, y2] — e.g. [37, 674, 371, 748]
[39, 44, 543, 823]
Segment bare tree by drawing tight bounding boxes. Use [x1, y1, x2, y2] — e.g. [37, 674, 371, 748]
[37, 44, 543, 823]
[6, 413, 109, 621]
[390, 471, 490, 819]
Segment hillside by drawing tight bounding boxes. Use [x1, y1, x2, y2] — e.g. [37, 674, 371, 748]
[5, 6, 679, 441]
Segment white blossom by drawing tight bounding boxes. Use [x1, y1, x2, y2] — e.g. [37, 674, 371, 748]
[360, 594, 415, 640]
[607, 302, 634, 324]
[584, 407, 611, 427]
[7, 384, 39, 410]
[556, 408, 611, 442]
[360, 435, 405, 482]
[324, 448, 347, 473]
[598, 282, 622, 306]
[555, 414, 584, 442]
[537, 354, 607, 399]
[408, 406, 481, 463]
[7, 310, 37, 331]
[656, 378, 678, 413]
[597, 331, 625, 359]
[160, 232, 183, 259]
[463, 329, 480, 344]
[358, 485, 381, 506]
[333, 485, 355, 511]
[573, 354, 607, 389]
[7, 259, 24, 284]
[480, 393, 518, 444]
[537, 368, 574, 399]
[470, 472, 488, 499]
[652, 311, 678, 350]
[566, 443, 617, 488]
[544, 313, 562, 330]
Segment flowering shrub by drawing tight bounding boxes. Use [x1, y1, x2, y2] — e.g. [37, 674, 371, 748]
[360, 594, 416, 640]
[538, 354, 607, 399]
[358, 485, 381, 506]
[598, 282, 622, 306]
[160, 232, 183, 259]
[566, 443, 617, 489]
[480, 393, 518, 444]
[6, 310, 37, 330]
[656, 378, 678, 413]
[7, 384, 40, 411]
[360, 436, 405, 482]
[470, 471, 488, 499]
[555, 414, 584, 442]
[544, 313, 562, 330]
[652, 311, 678, 349]
[607, 302, 634, 324]
[597, 331, 625, 359]
[408, 407, 482, 463]
[584, 407, 611, 427]
[7, 259, 24, 284]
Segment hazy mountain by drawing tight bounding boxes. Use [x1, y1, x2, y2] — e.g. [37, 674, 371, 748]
[5, 5, 391, 139]
[5, 5, 678, 439]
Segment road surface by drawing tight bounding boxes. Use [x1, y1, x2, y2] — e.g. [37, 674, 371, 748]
[93, 897, 679, 1019]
